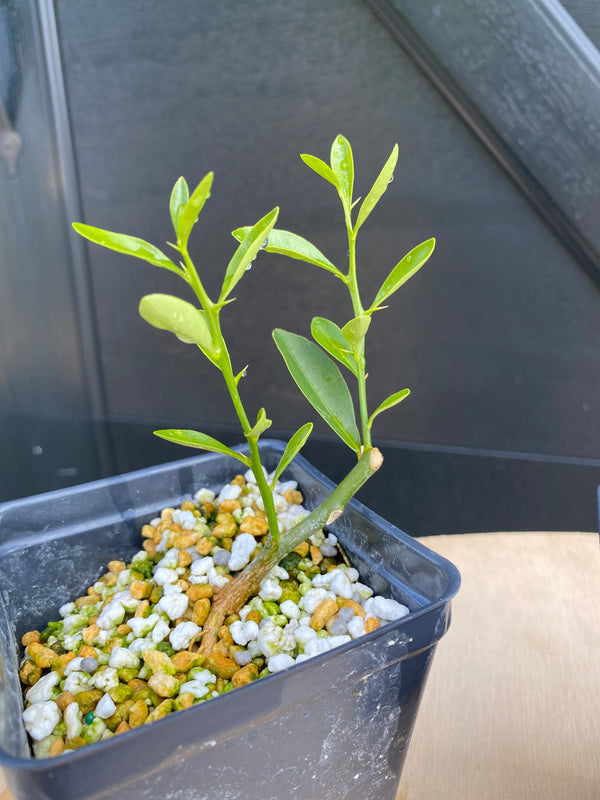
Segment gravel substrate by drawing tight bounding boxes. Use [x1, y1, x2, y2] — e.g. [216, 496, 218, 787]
[19, 469, 409, 758]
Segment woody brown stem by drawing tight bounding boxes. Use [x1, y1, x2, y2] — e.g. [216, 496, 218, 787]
[198, 448, 383, 655]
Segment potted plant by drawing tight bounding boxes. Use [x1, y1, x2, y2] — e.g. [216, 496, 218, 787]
[0, 135, 460, 800]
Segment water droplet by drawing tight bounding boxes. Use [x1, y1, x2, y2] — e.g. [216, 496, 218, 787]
[32, 445, 43, 456]
[337, 135, 344, 145]
[259, 238, 269, 250]
[387, 175, 394, 184]
[406, 255, 412, 263]
[340, 159, 349, 171]
[242, 370, 247, 377]
[246, 261, 253, 271]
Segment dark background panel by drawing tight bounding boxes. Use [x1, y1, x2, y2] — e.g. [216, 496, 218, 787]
[2, 0, 600, 535]
[106, 421, 600, 536]
[55, 0, 600, 456]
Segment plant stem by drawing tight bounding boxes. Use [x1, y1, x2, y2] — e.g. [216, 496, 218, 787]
[347, 230, 372, 449]
[221, 361, 281, 546]
[180, 245, 281, 545]
[198, 447, 383, 655]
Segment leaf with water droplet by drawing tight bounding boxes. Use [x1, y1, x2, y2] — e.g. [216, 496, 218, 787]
[220, 208, 279, 302]
[232, 227, 345, 281]
[370, 238, 435, 310]
[138, 294, 216, 360]
[73, 223, 180, 274]
[330, 134, 354, 208]
[354, 144, 398, 233]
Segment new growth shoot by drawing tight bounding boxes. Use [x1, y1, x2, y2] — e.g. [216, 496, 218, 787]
[73, 135, 435, 655]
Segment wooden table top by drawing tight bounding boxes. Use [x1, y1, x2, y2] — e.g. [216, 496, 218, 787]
[2, 532, 598, 800]
[398, 531, 600, 800]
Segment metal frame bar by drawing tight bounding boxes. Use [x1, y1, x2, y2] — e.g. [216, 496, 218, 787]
[366, 0, 600, 287]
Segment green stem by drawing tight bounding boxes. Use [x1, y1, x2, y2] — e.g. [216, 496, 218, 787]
[180, 247, 216, 322]
[221, 363, 281, 545]
[272, 445, 382, 557]
[347, 231, 372, 449]
[180, 244, 281, 545]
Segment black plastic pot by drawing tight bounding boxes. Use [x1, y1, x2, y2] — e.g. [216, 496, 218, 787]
[0, 440, 460, 800]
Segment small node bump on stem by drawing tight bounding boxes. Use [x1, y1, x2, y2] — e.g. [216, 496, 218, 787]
[326, 509, 343, 526]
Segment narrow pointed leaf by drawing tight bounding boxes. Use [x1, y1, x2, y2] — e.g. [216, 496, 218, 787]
[354, 144, 398, 233]
[170, 177, 189, 233]
[139, 294, 214, 355]
[73, 223, 179, 272]
[300, 154, 340, 189]
[271, 422, 313, 487]
[368, 389, 410, 428]
[311, 317, 358, 376]
[273, 329, 360, 452]
[341, 315, 371, 349]
[177, 172, 213, 246]
[371, 238, 435, 309]
[330, 134, 354, 206]
[232, 227, 344, 280]
[247, 408, 272, 439]
[154, 429, 249, 465]
[220, 208, 279, 301]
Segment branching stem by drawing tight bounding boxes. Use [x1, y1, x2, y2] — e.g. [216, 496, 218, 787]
[199, 447, 383, 655]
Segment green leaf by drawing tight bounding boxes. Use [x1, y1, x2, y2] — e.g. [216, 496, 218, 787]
[370, 238, 436, 309]
[138, 294, 215, 356]
[153, 429, 249, 466]
[170, 177, 189, 233]
[247, 408, 272, 439]
[354, 144, 398, 233]
[300, 154, 340, 189]
[310, 317, 358, 376]
[341, 315, 371, 349]
[220, 208, 279, 301]
[368, 389, 410, 428]
[330, 134, 354, 207]
[177, 172, 213, 246]
[273, 329, 360, 452]
[232, 227, 345, 280]
[270, 422, 313, 487]
[73, 223, 179, 273]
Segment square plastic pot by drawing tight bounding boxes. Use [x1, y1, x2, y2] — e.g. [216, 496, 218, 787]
[0, 440, 460, 800]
